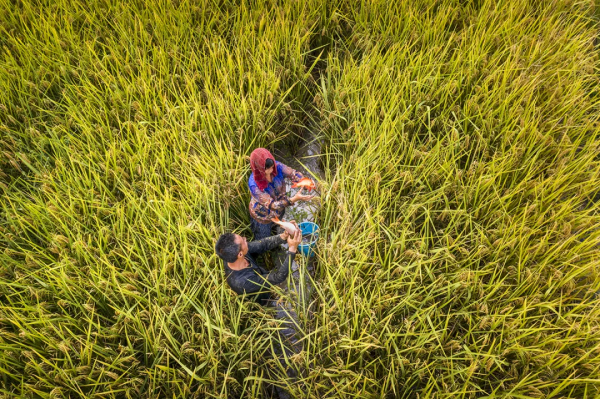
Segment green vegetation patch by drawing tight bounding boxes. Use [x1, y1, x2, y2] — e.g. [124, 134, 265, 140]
[1, 0, 599, 397]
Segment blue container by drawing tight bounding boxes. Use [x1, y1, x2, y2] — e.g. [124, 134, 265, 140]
[298, 222, 319, 257]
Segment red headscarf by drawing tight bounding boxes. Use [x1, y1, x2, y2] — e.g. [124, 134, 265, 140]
[250, 148, 278, 190]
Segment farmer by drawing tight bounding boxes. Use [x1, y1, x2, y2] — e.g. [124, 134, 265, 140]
[215, 224, 302, 305]
[215, 228, 303, 398]
[248, 148, 313, 241]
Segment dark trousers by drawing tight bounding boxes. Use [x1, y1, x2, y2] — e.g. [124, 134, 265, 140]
[250, 218, 275, 241]
[250, 214, 301, 398]
[250, 209, 285, 240]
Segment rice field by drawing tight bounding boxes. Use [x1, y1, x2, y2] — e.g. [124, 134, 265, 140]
[1, 0, 599, 397]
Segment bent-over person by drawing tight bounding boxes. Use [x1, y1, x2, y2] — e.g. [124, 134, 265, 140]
[215, 227, 303, 398]
[215, 225, 302, 305]
[248, 148, 313, 241]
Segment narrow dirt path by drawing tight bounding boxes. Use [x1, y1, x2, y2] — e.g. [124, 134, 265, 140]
[268, 116, 323, 394]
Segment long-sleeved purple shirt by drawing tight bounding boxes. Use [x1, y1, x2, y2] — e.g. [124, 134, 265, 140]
[248, 161, 304, 224]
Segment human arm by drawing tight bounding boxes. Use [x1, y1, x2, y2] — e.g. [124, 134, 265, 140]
[260, 250, 296, 285]
[249, 178, 293, 212]
[289, 191, 314, 204]
[234, 251, 295, 296]
[277, 162, 314, 204]
[247, 234, 286, 256]
[246, 221, 297, 255]
[278, 161, 304, 183]
[252, 228, 302, 285]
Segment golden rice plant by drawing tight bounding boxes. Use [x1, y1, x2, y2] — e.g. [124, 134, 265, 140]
[0, 0, 599, 397]
[310, 0, 600, 397]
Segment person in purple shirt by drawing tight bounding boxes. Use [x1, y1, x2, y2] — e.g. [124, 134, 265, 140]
[248, 148, 313, 240]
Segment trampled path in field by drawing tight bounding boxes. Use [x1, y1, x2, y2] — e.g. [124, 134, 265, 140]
[267, 118, 324, 389]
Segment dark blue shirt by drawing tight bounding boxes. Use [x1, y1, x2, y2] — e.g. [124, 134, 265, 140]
[224, 235, 295, 305]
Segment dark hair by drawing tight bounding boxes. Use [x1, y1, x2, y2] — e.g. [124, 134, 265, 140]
[215, 233, 241, 263]
[265, 158, 275, 169]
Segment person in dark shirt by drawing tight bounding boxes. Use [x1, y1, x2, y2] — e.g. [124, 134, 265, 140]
[215, 225, 304, 398]
[215, 224, 302, 305]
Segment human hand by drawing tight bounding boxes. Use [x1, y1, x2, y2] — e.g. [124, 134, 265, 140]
[292, 192, 314, 203]
[287, 228, 302, 253]
[279, 220, 297, 241]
